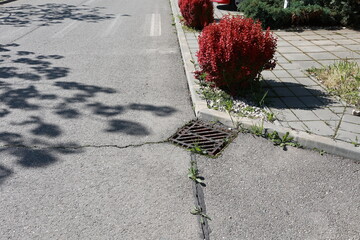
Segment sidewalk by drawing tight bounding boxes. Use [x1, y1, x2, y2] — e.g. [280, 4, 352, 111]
[170, 1, 360, 160]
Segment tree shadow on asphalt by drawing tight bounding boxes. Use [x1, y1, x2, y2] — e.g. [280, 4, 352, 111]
[0, 43, 177, 185]
[263, 78, 336, 110]
[0, 3, 114, 27]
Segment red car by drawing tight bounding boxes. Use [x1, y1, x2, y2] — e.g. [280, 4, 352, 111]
[211, 0, 241, 8]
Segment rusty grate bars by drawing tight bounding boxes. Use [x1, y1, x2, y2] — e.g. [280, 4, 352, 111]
[169, 120, 236, 156]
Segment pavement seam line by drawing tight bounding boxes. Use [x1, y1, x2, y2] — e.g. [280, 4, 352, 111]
[332, 106, 346, 139]
[190, 153, 211, 240]
[0, 140, 169, 150]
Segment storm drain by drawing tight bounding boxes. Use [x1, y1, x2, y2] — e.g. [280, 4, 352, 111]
[169, 119, 237, 157]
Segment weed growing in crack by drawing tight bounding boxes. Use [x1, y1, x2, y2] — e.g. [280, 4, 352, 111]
[242, 123, 301, 150]
[351, 136, 359, 147]
[249, 121, 265, 137]
[191, 206, 211, 224]
[267, 131, 301, 150]
[189, 142, 208, 155]
[313, 148, 326, 155]
[266, 112, 276, 122]
[188, 161, 205, 185]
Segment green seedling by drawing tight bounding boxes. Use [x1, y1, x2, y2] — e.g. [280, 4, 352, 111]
[190, 143, 207, 155]
[266, 112, 276, 122]
[313, 148, 326, 155]
[250, 121, 264, 137]
[190, 207, 211, 224]
[188, 165, 204, 184]
[351, 137, 359, 147]
[268, 131, 301, 149]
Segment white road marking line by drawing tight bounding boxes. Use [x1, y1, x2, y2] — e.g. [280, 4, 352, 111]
[102, 14, 122, 37]
[82, 0, 97, 5]
[149, 13, 161, 37]
[52, 21, 79, 38]
[146, 48, 178, 54]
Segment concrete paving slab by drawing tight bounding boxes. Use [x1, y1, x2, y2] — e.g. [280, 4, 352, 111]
[342, 114, 360, 125]
[333, 39, 358, 45]
[281, 36, 305, 41]
[321, 45, 349, 52]
[302, 35, 326, 40]
[300, 96, 325, 108]
[196, 134, 360, 239]
[333, 51, 360, 59]
[307, 52, 338, 60]
[311, 40, 336, 46]
[272, 70, 291, 78]
[282, 53, 312, 61]
[277, 46, 301, 53]
[293, 60, 322, 69]
[336, 130, 360, 143]
[276, 41, 293, 47]
[288, 40, 315, 46]
[318, 59, 338, 66]
[288, 86, 313, 96]
[271, 109, 299, 122]
[280, 77, 301, 85]
[287, 69, 307, 78]
[292, 109, 320, 121]
[306, 84, 326, 93]
[261, 70, 277, 79]
[282, 97, 307, 109]
[285, 121, 309, 131]
[297, 45, 326, 52]
[329, 106, 346, 114]
[313, 108, 341, 121]
[346, 45, 360, 51]
[267, 97, 287, 109]
[302, 120, 335, 136]
[338, 122, 360, 134]
[278, 63, 300, 70]
[272, 87, 295, 97]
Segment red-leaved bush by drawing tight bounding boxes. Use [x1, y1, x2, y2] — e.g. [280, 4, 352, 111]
[196, 15, 277, 95]
[178, 0, 214, 30]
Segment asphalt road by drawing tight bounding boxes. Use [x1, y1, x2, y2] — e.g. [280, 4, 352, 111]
[0, 0, 198, 239]
[1, 0, 359, 239]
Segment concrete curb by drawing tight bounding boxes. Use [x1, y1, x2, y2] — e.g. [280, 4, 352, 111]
[169, 0, 360, 161]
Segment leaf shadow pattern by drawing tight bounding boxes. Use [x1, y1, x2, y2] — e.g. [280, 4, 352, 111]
[0, 164, 13, 184]
[13, 116, 62, 138]
[1, 44, 69, 81]
[0, 43, 178, 184]
[0, 132, 82, 168]
[0, 3, 114, 27]
[106, 120, 150, 136]
[129, 103, 176, 117]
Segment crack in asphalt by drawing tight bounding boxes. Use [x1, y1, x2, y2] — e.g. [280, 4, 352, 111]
[0, 140, 169, 150]
[190, 153, 211, 240]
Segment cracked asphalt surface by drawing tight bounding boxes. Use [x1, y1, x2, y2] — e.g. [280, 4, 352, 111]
[0, 0, 198, 238]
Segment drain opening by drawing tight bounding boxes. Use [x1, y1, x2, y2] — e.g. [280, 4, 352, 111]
[169, 119, 237, 156]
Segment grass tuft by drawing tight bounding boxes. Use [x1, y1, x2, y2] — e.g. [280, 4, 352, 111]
[308, 59, 360, 108]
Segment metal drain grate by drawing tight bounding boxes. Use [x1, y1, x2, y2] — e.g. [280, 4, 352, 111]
[169, 119, 236, 156]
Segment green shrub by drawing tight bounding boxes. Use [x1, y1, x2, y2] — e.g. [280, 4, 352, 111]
[239, 0, 291, 29]
[238, 0, 356, 28]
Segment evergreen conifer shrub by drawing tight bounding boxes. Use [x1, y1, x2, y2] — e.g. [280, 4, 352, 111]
[196, 16, 277, 95]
